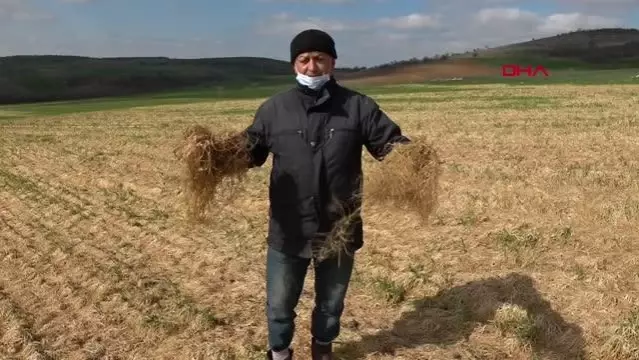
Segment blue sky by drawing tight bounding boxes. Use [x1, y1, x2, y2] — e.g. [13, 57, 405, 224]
[1, 0, 637, 66]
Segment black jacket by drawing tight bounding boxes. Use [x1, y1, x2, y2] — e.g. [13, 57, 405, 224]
[245, 77, 409, 258]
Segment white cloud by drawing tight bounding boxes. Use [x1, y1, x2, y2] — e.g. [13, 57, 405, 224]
[0, 32, 227, 59]
[475, 7, 621, 35]
[256, 0, 388, 2]
[256, 12, 442, 36]
[0, 0, 54, 21]
[255, 12, 364, 35]
[256, 0, 353, 3]
[561, 0, 638, 3]
[476, 8, 538, 23]
[377, 13, 441, 29]
[538, 13, 621, 33]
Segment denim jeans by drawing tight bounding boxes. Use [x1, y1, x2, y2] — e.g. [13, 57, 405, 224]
[265, 245, 355, 352]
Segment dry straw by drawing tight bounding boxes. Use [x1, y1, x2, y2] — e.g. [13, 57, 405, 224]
[174, 124, 253, 221]
[314, 136, 442, 263]
[312, 192, 363, 266]
[364, 135, 442, 221]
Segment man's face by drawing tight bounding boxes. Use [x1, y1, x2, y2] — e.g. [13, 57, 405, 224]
[293, 51, 335, 76]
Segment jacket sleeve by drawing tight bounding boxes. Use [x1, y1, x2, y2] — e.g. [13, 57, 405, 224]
[244, 103, 270, 168]
[361, 97, 411, 161]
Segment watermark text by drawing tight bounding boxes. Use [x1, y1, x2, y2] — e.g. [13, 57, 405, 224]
[501, 64, 549, 77]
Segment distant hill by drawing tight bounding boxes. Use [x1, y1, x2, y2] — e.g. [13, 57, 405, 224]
[0, 55, 300, 104]
[336, 28, 639, 84]
[478, 28, 639, 57]
[454, 27, 639, 68]
[1, 28, 638, 105]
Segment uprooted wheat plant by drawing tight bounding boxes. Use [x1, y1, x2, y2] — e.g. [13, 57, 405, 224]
[365, 135, 442, 221]
[312, 192, 364, 265]
[174, 124, 254, 221]
[313, 138, 442, 264]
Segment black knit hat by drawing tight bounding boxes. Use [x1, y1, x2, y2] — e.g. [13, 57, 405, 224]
[290, 29, 337, 63]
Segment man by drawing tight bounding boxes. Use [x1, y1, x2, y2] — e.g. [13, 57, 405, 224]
[244, 29, 410, 360]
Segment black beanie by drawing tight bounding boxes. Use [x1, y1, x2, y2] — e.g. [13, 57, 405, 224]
[290, 29, 337, 63]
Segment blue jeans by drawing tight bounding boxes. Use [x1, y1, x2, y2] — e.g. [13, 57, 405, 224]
[265, 245, 355, 351]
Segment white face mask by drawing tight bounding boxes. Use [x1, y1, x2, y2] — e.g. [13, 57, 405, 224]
[296, 73, 330, 90]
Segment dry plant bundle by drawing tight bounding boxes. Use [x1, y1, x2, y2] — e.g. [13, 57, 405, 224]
[313, 137, 441, 263]
[174, 124, 253, 221]
[313, 193, 363, 265]
[365, 136, 442, 221]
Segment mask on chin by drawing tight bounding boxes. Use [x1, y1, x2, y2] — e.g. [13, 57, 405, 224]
[296, 73, 330, 90]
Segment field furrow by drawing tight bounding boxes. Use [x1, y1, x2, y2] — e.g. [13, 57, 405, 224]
[0, 287, 54, 360]
[0, 178, 239, 359]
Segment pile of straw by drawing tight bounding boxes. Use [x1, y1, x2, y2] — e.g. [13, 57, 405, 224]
[174, 124, 253, 221]
[364, 136, 442, 221]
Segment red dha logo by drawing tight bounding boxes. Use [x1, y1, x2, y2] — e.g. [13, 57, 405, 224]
[501, 64, 549, 77]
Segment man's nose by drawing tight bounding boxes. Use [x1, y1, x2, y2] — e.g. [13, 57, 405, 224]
[307, 60, 318, 72]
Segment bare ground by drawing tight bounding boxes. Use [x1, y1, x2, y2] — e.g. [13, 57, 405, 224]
[1, 84, 639, 359]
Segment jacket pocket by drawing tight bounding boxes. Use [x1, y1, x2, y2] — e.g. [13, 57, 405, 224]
[325, 125, 361, 148]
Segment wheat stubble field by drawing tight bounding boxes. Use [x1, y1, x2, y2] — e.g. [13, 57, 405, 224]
[1, 83, 639, 360]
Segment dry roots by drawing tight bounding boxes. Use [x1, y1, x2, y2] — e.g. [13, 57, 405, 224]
[312, 193, 363, 265]
[174, 124, 253, 221]
[365, 136, 442, 221]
